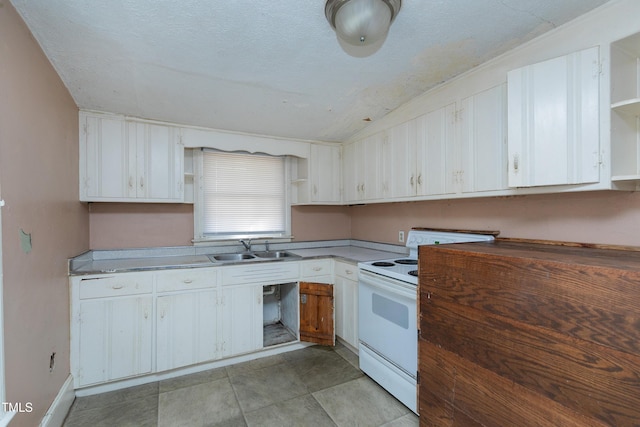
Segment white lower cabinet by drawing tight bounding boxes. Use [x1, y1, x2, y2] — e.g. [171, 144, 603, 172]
[71, 257, 354, 390]
[220, 284, 264, 357]
[73, 273, 153, 387]
[156, 290, 219, 372]
[333, 261, 359, 349]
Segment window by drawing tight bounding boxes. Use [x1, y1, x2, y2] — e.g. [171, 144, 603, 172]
[194, 149, 290, 241]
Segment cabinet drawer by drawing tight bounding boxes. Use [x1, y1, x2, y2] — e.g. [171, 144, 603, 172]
[300, 259, 332, 278]
[222, 262, 299, 286]
[156, 268, 217, 293]
[79, 274, 152, 299]
[334, 261, 358, 280]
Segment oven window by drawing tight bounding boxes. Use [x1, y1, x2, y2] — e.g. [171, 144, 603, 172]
[372, 294, 409, 329]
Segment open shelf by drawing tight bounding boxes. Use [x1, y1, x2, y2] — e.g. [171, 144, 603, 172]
[612, 98, 640, 116]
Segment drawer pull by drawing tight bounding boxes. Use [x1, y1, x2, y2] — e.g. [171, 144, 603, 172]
[313, 267, 322, 271]
[112, 284, 124, 290]
[345, 270, 353, 275]
[183, 279, 193, 284]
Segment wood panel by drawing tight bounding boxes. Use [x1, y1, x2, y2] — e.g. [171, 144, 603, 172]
[299, 282, 335, 346]
[418, 241, 640, 426]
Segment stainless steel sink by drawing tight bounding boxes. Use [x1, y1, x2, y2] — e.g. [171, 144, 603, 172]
[210, 253, 255, 262]
[253, 251, 299, 259]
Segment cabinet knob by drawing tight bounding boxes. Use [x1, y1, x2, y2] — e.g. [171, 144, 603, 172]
[345, 270, 353, 275]
[183, 279, 193, 284]
[313, 266, 322, 271]
[112, 284, 124, 290]
[140, 177, 144, 189]
[417, 174, 422, 186]
[410, 175, 414, 186]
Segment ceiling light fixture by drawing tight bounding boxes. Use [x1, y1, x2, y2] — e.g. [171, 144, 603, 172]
[325, 0, 401, 47]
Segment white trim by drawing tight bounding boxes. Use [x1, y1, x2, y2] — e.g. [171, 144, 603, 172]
[0, 200, 10, 427]
[39, 375, 75, 427]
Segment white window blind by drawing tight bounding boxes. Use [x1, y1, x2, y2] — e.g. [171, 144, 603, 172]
[202, 150, 286, 238]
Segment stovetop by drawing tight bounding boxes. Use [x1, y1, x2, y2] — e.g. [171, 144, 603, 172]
[358, 230, 495, 285]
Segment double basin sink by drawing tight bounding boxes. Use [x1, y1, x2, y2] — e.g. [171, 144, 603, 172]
[209, 251, 299, 263]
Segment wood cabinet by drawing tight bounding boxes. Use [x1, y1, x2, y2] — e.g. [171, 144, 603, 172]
[73, 273, 153, 387]
[79, 111, 184, 202]
[419, 240, 640, 426]
[299, 282, 334, 346]
[507, 46, 601, 187]
[333, 260, 358, 350]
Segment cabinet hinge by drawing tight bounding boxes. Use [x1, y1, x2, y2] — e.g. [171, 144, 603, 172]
[417, 371, 420, 385]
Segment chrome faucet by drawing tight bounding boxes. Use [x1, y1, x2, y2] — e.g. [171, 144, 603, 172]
[240, 239, 252, 252]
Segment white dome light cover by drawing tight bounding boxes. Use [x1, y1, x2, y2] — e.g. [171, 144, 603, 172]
[325, 0, 401, 47]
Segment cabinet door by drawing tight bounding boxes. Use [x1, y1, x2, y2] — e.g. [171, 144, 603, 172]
[361, 134, 384, 201]
[80, 113, 130, 200]
[342, 142, 358, 203]
[220, 284, 263, 357]
[507, 46, 600, 187]
[387, 120, 417, 198]
[309, 144, 342, 203]
[299, 282, 335, 346]
[459, 84, 508, 193]
[416, 104, 457, 196]
[77, 296, 152, 386]
[156, 290, 218, 372]
[129, 122, 184, 201]
[334, 275, 358, 349]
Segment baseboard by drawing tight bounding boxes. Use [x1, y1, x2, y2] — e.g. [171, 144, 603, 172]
[40, 375, 75, 427]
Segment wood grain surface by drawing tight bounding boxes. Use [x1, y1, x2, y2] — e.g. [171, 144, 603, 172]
[418, 240, 640, 426]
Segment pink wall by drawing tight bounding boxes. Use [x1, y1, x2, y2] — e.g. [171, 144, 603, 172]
[0, 2, 90, 426]
[351, 191, 640, 246]
[89, 203, 194, 249]
[90, 189, 640, 250]
[88, 204, 352, 249]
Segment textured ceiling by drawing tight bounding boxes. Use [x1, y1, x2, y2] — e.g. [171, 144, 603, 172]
[11, 0, 611, 142]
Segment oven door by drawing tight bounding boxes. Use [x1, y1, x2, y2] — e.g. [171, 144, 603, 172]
[358, 270, 417, 377]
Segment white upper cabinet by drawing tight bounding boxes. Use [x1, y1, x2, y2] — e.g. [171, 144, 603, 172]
[343, 134, 384, 203]
[309, 143, 342, 204]
[80, 111, 185, 202]
[458, 84, 508, 193]
[507, 46, 601, 187]
[416, 103, 457, 196]
[382, 85, 506, 201]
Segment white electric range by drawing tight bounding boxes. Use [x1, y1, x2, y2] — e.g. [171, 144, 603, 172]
[357, 229, 495, 414]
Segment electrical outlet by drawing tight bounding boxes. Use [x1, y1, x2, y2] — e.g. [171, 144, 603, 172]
[398, 231, 405, 243]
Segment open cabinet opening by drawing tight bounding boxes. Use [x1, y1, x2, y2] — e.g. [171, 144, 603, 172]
[263, 282, 298, 347]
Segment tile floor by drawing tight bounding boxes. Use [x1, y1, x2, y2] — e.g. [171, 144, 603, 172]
[63, 342, 419, 427]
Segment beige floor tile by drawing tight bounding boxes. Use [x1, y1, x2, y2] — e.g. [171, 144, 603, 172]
[158, 377, 242, 427]
[230, 363, 309, 412]
[159, 366, 227, 393]
[313, 377, 410, 427]
[244, 395, 337, 427]
[381, 412, 420, 426]
[225, 353, 287, 377]
[70, 381, 159, 412]
[63, 395, 157, 427]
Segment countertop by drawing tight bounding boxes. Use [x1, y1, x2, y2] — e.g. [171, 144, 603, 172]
[69, 241, 406, 276]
